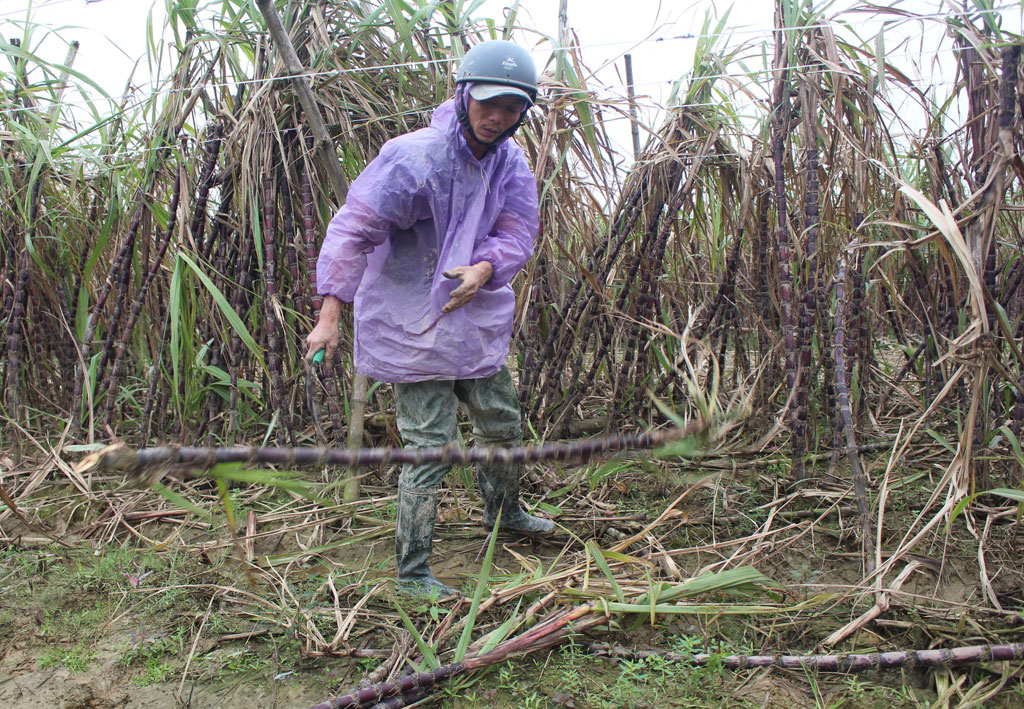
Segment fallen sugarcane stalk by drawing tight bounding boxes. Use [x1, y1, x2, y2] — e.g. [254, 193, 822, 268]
[75, 420, 711, 476]
[316, 637, 1024, 709]
[312, 567, 782, 708]
[587, 641, 1024, 671]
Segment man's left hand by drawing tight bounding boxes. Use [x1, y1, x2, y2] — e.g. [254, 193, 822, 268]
[441, 261, 493, 313]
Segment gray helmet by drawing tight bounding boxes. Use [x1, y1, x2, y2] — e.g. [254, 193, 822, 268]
[455, 40, 537, 104]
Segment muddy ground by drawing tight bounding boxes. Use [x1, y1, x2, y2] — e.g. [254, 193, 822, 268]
[2, 456, 1024, 708]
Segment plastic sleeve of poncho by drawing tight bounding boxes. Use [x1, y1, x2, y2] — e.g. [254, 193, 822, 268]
[470, 149, 539, 289]
[315, 140, 426, 302]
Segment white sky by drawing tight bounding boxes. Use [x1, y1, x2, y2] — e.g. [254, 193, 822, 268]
[2, 0, 1021, 161]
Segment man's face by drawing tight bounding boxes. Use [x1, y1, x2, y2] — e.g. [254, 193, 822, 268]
[466, 94, 526, 144]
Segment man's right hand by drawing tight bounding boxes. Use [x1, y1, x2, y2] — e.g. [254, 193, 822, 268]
[305, 295, 343, 363]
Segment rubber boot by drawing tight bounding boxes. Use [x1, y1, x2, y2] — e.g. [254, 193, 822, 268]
[477, 460, 555, 534]
[395, 484, 459, 597]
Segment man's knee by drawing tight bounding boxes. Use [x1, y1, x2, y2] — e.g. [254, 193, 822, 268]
[398, 462, 451, 490]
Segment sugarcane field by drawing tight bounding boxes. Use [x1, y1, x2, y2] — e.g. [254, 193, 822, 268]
[5, 0, 1024, 706]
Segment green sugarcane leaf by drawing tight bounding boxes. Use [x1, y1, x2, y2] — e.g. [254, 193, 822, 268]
[169, 257, 184, 396]
[586, 541, 624, 603]
[152, 482, 209, 519]
[535, 502, 562, 516]
[925, 429, 957, 456]
[479, 599, 523, 655]
[983, 488, 1024, 504]
[217, 477, 236, 534]
[602, 550, 650, 565]
[178, 252, 266, 373]
[455, 509, 500, 662]
[394, 602, 440, 669]
[647, 567, 659, 626]
[604, 601, 811, 615]
[946, 493, 978, 534]
[999, 425, 1024, 468]
[637, 567, 781, 607]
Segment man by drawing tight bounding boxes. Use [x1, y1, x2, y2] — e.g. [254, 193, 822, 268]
[305, 40, 554, 597]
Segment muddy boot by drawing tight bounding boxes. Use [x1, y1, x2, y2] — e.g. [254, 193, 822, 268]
[477, 461, 555, 535]
[395, 484, 459, 598]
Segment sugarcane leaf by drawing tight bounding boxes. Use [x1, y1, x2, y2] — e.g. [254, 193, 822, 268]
[946, 493, 978, 534]
[169, 257, 184, 396]
[899, 183, 985, 318]
[217, 477, 237, 534]
[648, 567, 781, 606]
[455, 509, 500, 662]
[999, 425, 1024, 469]
[586, 541, 624, 603]
[601, 550, 650, 566]
[535, 501, 561, 516]
[647, 567, 659, 626]
[394, 602, 440, 669]
[178, 252, 266, 373]
[205, 464, 328, 504]
[479, 598, 523, 655]
[152, 481, 210, 519]
[606, 596, 822, 616]
[983, 488, 1024, 504]
[925, 429, 957, 456]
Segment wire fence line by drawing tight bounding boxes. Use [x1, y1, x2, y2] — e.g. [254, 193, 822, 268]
[0, 35, 1001, 122]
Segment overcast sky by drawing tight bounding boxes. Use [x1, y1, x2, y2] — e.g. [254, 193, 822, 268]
[2, 0, 1021, 159]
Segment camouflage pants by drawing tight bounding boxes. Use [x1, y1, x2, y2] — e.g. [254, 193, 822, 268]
[392, 365, 522, 490]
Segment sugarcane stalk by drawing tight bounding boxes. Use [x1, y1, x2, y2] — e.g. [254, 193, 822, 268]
[846, 241, 864, 417]
[262, 175, 288, 439]
[140, 315, 170, 442]
[516, 254, 549, 411]
[624, 155, 707, 419]
[587, 641, 1024, 672]
[77, 419, 709, 475]
[552, 161, 688, 433]
[610, 218, 665, 421]
[227, 230, 256, 440]
[694, 230, 743, 342]
[309, 663, 466, 709]
[4, 179, 40, 427]
[301, 140, 322, 319]
[103, 168, 183, 428]
[319, 622, 1024, 709]
[95, 196, 149, 392]
[792, 81, 821, 480]
[72, 196, 146, 433]
[833, 244, 874, 562]
[188, 124, 223, 249]
[525, 181, 649, 423]
[281, 163, 307, 328]
[771, 28, 801, 481]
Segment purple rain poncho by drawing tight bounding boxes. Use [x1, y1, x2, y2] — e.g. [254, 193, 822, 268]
[316, 89, 539, 383]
